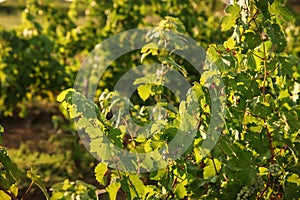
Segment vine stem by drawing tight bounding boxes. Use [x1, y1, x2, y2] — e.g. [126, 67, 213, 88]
[211, 150, 219, 176]
[262, 37, 275, 164]
[21, 180, 34, 200]
[266, 124, 275, 164]
[211, 149, 222, 190]
[260, 31, 276, 200]
[262, 40, 267, 103]
[251, 52, 265, 60]
[171, 177, 178, 188]
[196, 110, 203, 131]
[157, 62, 167, 102]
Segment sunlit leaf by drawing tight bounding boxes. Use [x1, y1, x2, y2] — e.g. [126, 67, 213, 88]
[137, 84, 152, 101]
[106, 181, 121, 200]
[95, 163, 108, 186]
[221, 5, 240, 31]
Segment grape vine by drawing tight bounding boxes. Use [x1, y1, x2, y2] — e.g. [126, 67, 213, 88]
[0, 0, 299, 199]
[58, 0, 300, 198]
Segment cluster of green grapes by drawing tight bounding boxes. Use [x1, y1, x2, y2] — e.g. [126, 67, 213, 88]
[253, 176, 264, 191]
[236, 185, 256, 200]
[236, 176, 264, 200]
[269, 164, 281, 176]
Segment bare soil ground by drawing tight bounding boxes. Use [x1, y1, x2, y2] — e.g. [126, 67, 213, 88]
[1, 104, 59, 150]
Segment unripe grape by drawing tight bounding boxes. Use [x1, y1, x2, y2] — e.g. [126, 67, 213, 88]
[236, 185, 255, 200]
[253, 176, 264, 191]
[236, 176, 267, 200]
[269, 164, 281, 176]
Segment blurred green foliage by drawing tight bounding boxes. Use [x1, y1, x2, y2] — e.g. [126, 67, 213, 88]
[0, 0, 227, 117]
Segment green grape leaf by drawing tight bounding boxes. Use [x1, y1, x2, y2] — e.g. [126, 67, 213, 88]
[0, 191, 11, 200]
[141, 51, 151, 63]
[286, 173, 300, 186]
[203, 158, 222, 179]
[174, 180, 188, 199]
[218, 136, 236, 157]
[141, 42, 158, 62]
[223, 182, 241, 200]
[0, 148, 21, 188]
[159, 16, 186, 33]
[106, 181, 121, 200]
[139, 154, 155, 170]
[50, 192, 64, 200]
[245, 129, 269, 157]
[284, 174, 300, 199]
[161, 55, 187, 77]
[90, 137, 112, 160]
[129, 174, 145, 198]
[253, 102, 271, 119]
[278, 89, 290, 100]
[77, 118, 91, 128]
[108, 128, 123, 148]
[241, 166, 258, 185]
[149, 168, 167, 181]
[270, 0, 294, 23]
[222, 4, 240, 31]
[246, 52, 257, 70]
[242, 31, 261, 50]
[141, 42, 158, 54]
[215, 58, 230, 72]
[61, 179, 71, 191]
[207, 44, 220, 62]
[224, 37, 236, 49]
[137, 84, 152, 101]
[267, 24, 287, 53]
[180, 113, 197, 132]
[69, 105, 81, 119]
[226, 147, 258, 184]
[133, 74, 157, 85]
[284, 140, 299, 164]
[94, 163, 108, 186]
[0, 175, 10, 191]
[86, 126, 102, 139]
[56, 88, 75, 102]
[284, 111, 300, 133]
[255, 0, 271, 19]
